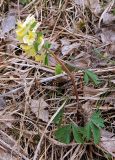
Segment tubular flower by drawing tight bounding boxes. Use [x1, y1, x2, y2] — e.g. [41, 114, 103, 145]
[20, 44, 36, 57]
[16, 14, 39, 44]
[35, 53, 45, 62]
[23, 31, 36, 45]
[37, 34, 44, 51]
[16, 14, 45, 62]
[23, 14, 35, 26]
[16, 21, 27, 42]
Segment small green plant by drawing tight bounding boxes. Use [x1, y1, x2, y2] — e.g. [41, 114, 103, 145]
[54, 110, 104, 144]
[16, 15, 104, 145]
[84, 69, 100, 85]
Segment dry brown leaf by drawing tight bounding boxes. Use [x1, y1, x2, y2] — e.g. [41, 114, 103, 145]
[50, 41, 60, 51]
[60, 38, 80, 56]
[88, 0, 101, 15]
[101, 28, 115, 44]
[101, 28, 115, 54]
[0, 15, 16, 37]
[98, 0, 114, 28]
[74, 0, 88, 7]
[0, 148, 17, 160]
[0, 114, 14, 128]
[71, 52, 91, 68]
[82, 101, 92, 120]
[30, 98, 49, 122]
[74, 0, 101, 15]
[83, 86, 108, 97]
[100, 130, 115, 157]
[102, 13, 115, 25]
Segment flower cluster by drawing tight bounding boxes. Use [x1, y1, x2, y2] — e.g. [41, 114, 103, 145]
[16, 15, 45, 61]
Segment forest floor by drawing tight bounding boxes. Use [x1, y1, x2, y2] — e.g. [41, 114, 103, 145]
[0, 0, 115, 160]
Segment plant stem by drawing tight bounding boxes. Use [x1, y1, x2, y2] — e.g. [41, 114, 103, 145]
[49, 50, 79, 108]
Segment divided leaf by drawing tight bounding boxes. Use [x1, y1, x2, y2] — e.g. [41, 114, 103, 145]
[85, 122, 92, 141]
[44, 41, 51, 49]
[54, 111, 104, 145]
[55, 64, 63, 75]
[72, 124, 84, 143]
[91, 111, 105, 128]
[84, 72, 89, 85]
[44, 54, 49, 65]
[55, 124, 72, 144]
[91, 123, 101, 144]
[84, 70, 100, 85]
[53, 108, 64, 125]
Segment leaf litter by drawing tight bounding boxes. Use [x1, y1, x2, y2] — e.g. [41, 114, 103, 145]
[0, 0, 115, 159]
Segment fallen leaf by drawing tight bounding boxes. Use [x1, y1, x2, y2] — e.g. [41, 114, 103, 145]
[82, 101, 92, 120]
[50, 41, 60, 51]
[101, 13, 115, 25]
[74, 0, 88, 6]
[98, 0, 114, 28]
[100, 130, 115, 157]
[88, 0, 101, 15]
[101, 28, 115, 44]
[60, 38, 80, 56]
[71, 52, 91, 68]
[101, 28, 115, 54]
[83, 86, 108, 97]
[60, 38, 70, 46]
[0, 15, 16, 37]
[30, 98, 49, 122]
[0, 148, 17, 160]
[74, 0, 101, 15]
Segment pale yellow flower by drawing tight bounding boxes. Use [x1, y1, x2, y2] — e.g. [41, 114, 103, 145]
[38, 38, 44, 51]
[37, 34, 44, 51]
[16, 15, 39, 43]
[20, 44, 36, 57]
[35, 53, 45, 62]
[23, 14, 35, 26]
[23, 31, 36, 45]
[16, 21, 27, 42]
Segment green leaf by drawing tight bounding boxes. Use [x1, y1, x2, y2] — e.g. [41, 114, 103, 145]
[53, 108, 64, 125]
[83, 72, 89, 85]
[37, 32, 44, 44]
[34, 41, 39, 52]
[91, 123, 101, 144]
[44, 54, 49, 65]
[34, 32, 44, 52]
[55, 124, 72, 144]
[91, 111, 104, 128]
[85, 122, 92, 141]
[112, 8, 115, 15]
[44, 41, 51, 49]
[30, 21, 37, 30]
[85, 70, 100, 85]
[55, 64, 63, 75]
[20, 0, 30, 5]
[72, 124, 84, 143]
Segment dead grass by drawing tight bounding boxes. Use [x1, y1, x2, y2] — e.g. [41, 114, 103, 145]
[0, 0, 115, 159]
